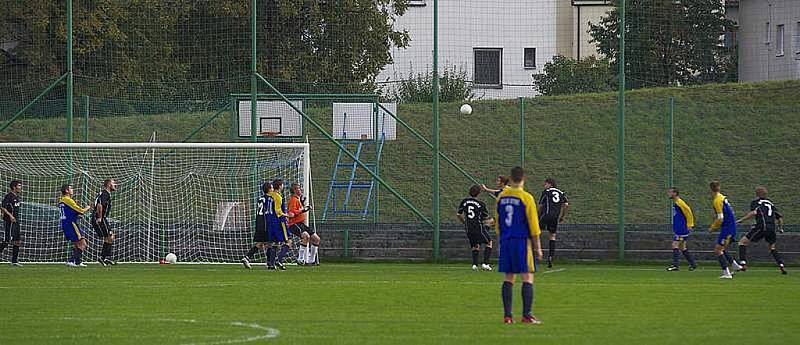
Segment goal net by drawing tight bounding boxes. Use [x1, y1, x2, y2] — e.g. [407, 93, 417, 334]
[0, 143, 311, 264]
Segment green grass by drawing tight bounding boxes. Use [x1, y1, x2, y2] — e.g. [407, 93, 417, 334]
[1, 262, 798, 344]
[1, 80, 799, 224]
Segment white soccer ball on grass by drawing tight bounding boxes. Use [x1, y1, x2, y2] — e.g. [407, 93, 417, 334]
[165, 253, 178, 264]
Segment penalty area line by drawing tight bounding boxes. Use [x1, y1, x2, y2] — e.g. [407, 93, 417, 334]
[543, 268, 566, 274]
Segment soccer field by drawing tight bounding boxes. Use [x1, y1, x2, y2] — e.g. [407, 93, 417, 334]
[1, 262, 797, 345]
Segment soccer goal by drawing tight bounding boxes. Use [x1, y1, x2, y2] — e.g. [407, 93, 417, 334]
[0, 143, 311, 264]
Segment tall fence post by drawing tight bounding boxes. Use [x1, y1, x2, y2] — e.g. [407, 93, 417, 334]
[83, 96, 89, 143]
[66, 0, 74, 143]
[617, 0, 626, 261]
[432, 0, 441, 260]
[519, 97, 525, 167]
[667, 96, 674, 225]
[250, 0, 257, 144]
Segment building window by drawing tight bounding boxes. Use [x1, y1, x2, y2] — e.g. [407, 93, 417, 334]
[765, 22, 771, 43]
[473, 48, 503, 88]
[776, 24, 785, 56]
[524, 48, 536, 69]
[795, 22, 800, 56]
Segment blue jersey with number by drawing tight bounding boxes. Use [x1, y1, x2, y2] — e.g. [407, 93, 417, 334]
[265, 191, 288, 224]
[495, 187, 541, 240]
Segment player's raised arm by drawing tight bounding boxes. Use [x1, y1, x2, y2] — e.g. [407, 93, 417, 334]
[675, 198, 693, 229]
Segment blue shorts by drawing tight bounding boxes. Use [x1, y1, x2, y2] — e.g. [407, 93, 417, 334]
[498, 238, 537, 273]
[716, 227, 736, 246]
[672, 233, 689, 241]
[268, 222, 289, 243]
[62, 222, 84, 242]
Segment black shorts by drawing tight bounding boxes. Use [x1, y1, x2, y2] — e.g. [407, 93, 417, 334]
[289, 223, 314, 237]
[540, 215, 559, 233]
[466, 226, 491, 247]
[745, 225, 777, 244]
[3, 221, 20, 242]
[91, 218, 112, 238]
[254, 223, 269, 243]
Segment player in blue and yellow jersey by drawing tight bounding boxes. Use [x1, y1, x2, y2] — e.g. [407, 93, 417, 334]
[495, 167, 542, 324]
[666, 187, 697, 271]
[708, 181, 742, 279]
[59, 184, 91, 267]
[266, 179, 295, 271]
[481, 175, 509, 199]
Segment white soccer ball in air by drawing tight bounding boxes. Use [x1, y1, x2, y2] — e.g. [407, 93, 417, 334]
[460, 104, 473, 115]
[165, 253, 178, 264]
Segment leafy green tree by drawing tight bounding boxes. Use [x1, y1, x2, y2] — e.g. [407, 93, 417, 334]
[589, 0, 737, 88]
[532, 55, 615, 96]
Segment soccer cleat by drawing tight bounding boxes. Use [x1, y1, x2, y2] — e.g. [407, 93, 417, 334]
[275, 262, 287, 271]
[779, 265, 787, 275]
[241, 257, 252, 270]
[666, 265, 679, 271]
[481, 263, 493, 271]
[731, 260, 743, 272]
[98, 259, 108, 267]
[10, 262, 23, 267]
[521, 316, 542, 324]
[739, 263, 748, 272]
[472, 265, 478, 271]
[719, 271, 733, 279]
[66, 261, 78, 267]
[547, 256, 553, 269]
[77, 263, 88, 267]
[503, 316, 514, 324]
[688, 265, 697, 271]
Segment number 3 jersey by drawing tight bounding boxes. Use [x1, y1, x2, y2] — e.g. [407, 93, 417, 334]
[538, 188, 568, 219]
[496, 186, 541, 240]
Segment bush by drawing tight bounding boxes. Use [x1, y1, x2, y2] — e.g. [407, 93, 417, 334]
[532, 55, 616, 96]
[386, 65, 474, 103]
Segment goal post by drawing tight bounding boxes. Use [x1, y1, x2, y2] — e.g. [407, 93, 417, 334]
[0, 143, 311, 264]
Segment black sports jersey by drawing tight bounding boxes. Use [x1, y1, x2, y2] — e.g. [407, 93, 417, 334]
[539, 188, 568, 218]
[457, 197, 489, 230]
[255, 194, 267, 229]
[92, 190, 112, 219]
[2, 192, 20, 221]
[750, 198, 782, 227]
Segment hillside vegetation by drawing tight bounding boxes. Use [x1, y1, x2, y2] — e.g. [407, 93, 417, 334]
[2, 80, 799, 226]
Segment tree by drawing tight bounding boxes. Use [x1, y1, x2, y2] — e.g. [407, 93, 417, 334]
[532, 55, 615, 96]
[589, 0, 737, 88]
[0, 0, 410, 101]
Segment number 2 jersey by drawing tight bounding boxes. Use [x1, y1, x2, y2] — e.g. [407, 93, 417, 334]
[457, 197, 489, 232]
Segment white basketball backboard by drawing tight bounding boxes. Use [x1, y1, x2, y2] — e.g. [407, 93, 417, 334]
[332, 103, 397, 140]
[238, 100, 303, 137]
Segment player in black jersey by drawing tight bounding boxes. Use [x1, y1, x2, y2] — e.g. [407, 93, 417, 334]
[92, 179, 118, 266]
[736, 186, 787, 274]
[1, 180, 23, 267]
[457, 185, 494, 271]
[241, 181, 272, 269]
[538, 178, 570, 269]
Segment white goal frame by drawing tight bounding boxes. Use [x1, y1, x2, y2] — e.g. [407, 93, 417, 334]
[0, 142, 312, 264]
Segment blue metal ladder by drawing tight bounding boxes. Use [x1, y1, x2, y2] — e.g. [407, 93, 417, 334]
[322, 108, 386, 221]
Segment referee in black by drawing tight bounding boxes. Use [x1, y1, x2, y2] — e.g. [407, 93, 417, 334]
[1, 180, 23, 267]
[92, 179, 118, 266]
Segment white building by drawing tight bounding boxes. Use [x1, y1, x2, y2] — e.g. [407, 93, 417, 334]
[380, 0, 586, 99]
[731, 0, 800, 81]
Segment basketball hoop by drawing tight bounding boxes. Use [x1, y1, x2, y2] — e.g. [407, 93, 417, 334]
[259, 131, 279, 138]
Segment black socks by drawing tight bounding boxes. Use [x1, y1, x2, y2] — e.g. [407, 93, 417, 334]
[483, 246, 492, 265]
